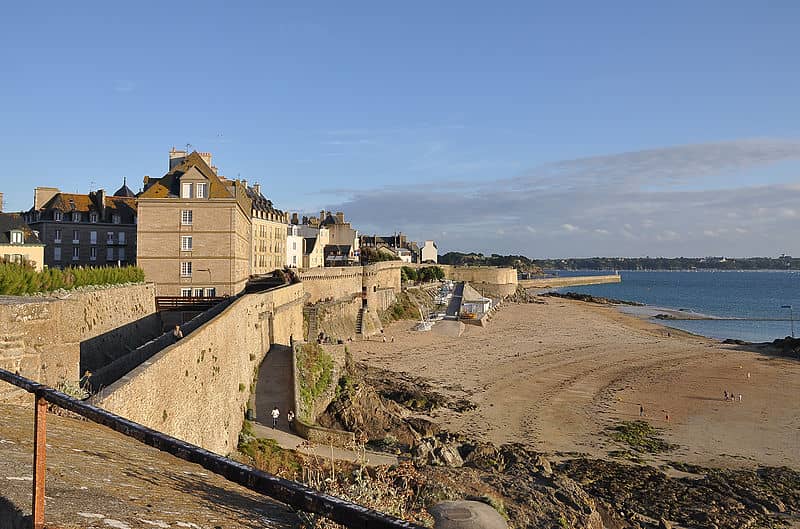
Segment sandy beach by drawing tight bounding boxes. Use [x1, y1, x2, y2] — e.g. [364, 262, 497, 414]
[350, 298, 800, 469]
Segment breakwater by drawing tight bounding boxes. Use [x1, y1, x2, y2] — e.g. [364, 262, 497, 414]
[519, 274, 621, 289]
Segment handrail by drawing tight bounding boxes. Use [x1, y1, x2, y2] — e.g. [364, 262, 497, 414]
[0, 368, 423, 529]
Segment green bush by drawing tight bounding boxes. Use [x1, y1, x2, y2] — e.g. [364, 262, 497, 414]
[0, 261, 144, 295]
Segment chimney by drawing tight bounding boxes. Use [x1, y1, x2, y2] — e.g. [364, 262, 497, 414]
[291, 213, 299, 225]
[319, 210, 325, 222]
[169, 147, 188, 170]
[302, 215, 309, 225]
[34, 187, 60, 210]
[97, 189, 106, 218]
[335, 211, 344, 224]
[253, 183, 261, 195]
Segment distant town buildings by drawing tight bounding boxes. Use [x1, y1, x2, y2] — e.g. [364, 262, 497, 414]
[0, 213, 44, 270]
[420, 240, 438, 263]
[7, 146, 439, 297]
[25, 182, 137, 269]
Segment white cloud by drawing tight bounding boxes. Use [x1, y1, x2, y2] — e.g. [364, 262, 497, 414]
[322, 139, 800, 257]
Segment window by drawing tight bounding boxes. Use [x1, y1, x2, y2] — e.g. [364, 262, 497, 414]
[72, 247, 79, 261]
[54, 229, 62, 243]
[293, 241, 297, 250]
[118, 232, 125, 244]
[118, 248, 125, 261]
[54, 211, 62, 222]
[89, 231, 97, 244]
[292, 255, 297, 265]
[181, 236, 193, 251]
[106, 247, 114, 261]
[53, 247, 61, 261]
[193, 288, 204, 297]
[107, 232, 114, 244]
[196, 183, 208, 198]
[182, 182, 193, 198]
[205, 287, 216, 297]
[90, 247, 97, 261]
[181, 288, 192, 297]
[180, 261, 192, 277]
[90, 212, 98, 223]
[181, 210, 193, 225]
[112, 214, 121, 224]
[72, 212, 81, 222]
[72, 230, 79, 243]
[10, 231, 23, 244]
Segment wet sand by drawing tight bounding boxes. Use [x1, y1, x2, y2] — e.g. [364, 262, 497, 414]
[349, 299, 800, 468]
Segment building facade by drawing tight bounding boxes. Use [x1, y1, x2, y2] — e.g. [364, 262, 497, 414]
[247, 184, 288, 275]
[137, 151, 252, 297]
[286, 224, 303, 268]
[420, 240, 438, 263]
[0, 213, 45, 271]
[26, 183, 137, 269]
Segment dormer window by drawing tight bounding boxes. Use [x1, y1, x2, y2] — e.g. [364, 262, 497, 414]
[9, 230, 23, 244]
[196, 183, 208, 198]
[182, 182, 193, 198]
[54, 211, 63, 222]
[112, 214, 121, 224]
[72, 212, 81, 222]
[90, 212, 98, 223]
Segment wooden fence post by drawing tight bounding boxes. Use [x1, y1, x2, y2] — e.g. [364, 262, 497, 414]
[33, 393, 47, 529]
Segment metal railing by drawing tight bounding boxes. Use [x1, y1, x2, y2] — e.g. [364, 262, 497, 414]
[0, 368, 423, 529]
[155, 296, 228, 311]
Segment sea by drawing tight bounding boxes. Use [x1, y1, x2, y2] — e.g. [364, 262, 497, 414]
[550, 270, 800, 343]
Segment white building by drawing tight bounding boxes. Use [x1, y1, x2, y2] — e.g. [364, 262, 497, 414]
[286, 224, 303, 268]
[420, 240, 438, 263]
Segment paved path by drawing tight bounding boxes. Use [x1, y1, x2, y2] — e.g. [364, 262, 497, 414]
[445, 282, 464, 319]
[253, 345, 398, 467]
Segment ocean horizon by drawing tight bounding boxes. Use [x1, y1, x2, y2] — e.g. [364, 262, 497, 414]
[551, 270, 800, 343]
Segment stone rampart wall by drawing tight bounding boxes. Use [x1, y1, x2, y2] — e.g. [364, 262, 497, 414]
[0, 283, 159, 400]
[446, 266, 518, 286]
[93, 283, 304, 455]
[297, 267, 363, 304]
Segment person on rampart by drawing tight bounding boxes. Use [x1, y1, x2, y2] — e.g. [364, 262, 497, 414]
[271, 406, 280, 428]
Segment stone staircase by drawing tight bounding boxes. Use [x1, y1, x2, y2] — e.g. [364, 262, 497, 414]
[303, 306, 319, 342]
[355, 307, 365, 336]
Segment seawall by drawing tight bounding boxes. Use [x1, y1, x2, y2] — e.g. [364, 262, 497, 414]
[93, 283, 304, 455]
[0, 283, 159, 400]
[519, 275, 621, 288]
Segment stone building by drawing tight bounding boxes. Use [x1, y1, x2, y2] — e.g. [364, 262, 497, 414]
[137, 150, 288, 297]
[137, 151, 251, 297]
[246, 183, 289, 275]
[0, 213, 45, 270]
[25, 182, 137, 269]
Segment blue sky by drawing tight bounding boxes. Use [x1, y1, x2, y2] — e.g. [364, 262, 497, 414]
[1, 1, 799, 257]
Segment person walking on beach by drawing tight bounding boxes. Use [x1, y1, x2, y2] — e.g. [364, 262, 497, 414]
[738, 394, 742, 402]
[271, 406, 280, 428]
[639, 404, 644, 417]
[724, 390, 728, 401]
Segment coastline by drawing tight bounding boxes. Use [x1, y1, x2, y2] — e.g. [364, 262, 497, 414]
[350, 297, 800, 470]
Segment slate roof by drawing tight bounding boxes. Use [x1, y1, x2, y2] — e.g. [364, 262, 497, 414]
[244, 186, 285, 216]
[0, 213, 42, 245]
[303, 237, 318, 255]
[31, 192, 137, 223]
[139, 151, 232, 199]
[113, 178, 136, 197]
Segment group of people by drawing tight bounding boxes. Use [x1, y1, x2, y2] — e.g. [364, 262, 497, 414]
[723, 389, 743, 402]
[270, 406, 294, 429]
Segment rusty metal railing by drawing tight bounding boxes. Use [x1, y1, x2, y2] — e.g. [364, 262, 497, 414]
[0, 368, 424, 529]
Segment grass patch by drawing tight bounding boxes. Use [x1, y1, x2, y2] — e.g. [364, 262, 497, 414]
[296, 343, 334, 422]
[381, 292, 421, 323]
[607, 420, 678, 453]
[238, 436, 303, 479]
